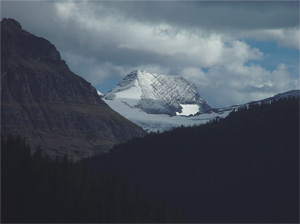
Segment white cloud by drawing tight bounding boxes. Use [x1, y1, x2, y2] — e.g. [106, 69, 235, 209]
[53, 2, 299, 107]
[238, 28, 300, 50]
[62, 51, 170, 87]
[62, 52, 125, 85]
[181, 68, 208, 88]
[54, 1, 264, 71]
[183, 63, 299, 107]
[55, 2, 227, 67]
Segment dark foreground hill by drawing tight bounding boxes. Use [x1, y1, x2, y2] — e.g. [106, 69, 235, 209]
[1, 135, 183, 223]
[85, 97, 299, 223]
[1, 18, 145, 160]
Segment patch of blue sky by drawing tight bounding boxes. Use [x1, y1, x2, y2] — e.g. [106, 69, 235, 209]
[201, 67, 210, 73]
[246, 40, 299, 78]
[95, 77, 120, 94]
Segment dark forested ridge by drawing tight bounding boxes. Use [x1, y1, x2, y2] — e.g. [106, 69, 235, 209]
[1, 135, 182, 223]
[85, 97, 299, 223]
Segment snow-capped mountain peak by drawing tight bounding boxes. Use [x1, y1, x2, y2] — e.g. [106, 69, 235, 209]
[104, 70, 211, 116]
[103, 71, 299, 133]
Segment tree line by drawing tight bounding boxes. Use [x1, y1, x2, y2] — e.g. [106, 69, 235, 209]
[85, 97, 299, 223]
[1, 135, 183, 223]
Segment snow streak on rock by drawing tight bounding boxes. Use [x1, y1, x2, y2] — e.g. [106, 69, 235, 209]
[105, 70, 210, 116]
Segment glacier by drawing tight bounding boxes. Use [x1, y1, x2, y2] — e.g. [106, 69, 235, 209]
[104, 97, 235, 132]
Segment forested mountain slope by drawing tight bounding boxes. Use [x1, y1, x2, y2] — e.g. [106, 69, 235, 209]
[86, 97, 299, 223]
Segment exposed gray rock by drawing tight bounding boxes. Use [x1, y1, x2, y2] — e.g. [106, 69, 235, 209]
[105, 70, 211, 116]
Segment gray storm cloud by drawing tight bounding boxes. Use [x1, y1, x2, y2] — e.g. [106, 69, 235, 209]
[97, 1, 299, 31]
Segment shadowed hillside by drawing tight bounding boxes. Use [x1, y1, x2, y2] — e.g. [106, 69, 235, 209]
[1, 135, 183, 223]
[85, 97, 299, 223]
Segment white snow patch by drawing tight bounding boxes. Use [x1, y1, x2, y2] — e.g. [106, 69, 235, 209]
[176, 104, 199, 116]
[97, 90, 104, 96]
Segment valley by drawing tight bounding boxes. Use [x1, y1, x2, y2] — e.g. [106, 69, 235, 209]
[1, 17, 299, 224]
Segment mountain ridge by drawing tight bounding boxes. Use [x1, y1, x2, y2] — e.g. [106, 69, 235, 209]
[1, 18, 145, 160]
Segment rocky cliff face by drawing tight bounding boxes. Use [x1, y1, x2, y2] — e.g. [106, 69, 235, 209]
[1, 18, 145, 160]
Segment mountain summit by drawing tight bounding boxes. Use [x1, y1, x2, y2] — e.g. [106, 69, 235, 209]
[105, 70, 211, 116]
[1, 18, 145, 160]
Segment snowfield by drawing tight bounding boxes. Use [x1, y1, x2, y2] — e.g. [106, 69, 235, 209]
[104, 97, 235, 132]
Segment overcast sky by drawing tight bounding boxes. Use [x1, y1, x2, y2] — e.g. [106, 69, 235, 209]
[2, 1, 299, 107]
